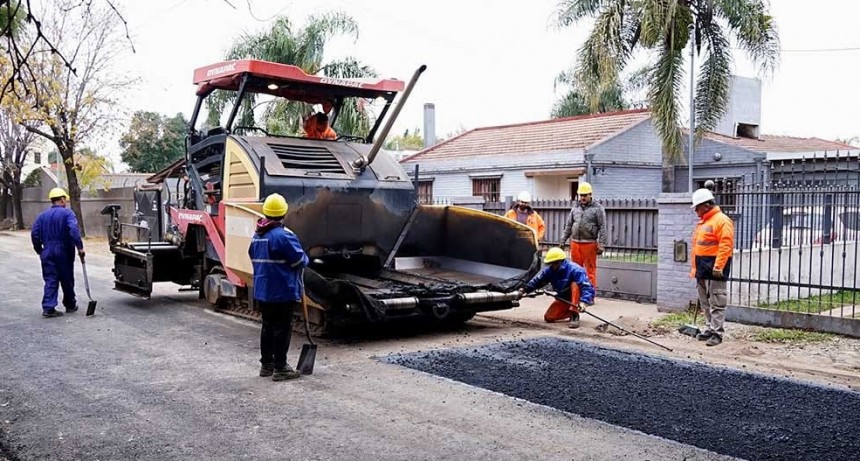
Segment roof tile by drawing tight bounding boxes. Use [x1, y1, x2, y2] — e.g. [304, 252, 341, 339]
[402, 109, 651, 162]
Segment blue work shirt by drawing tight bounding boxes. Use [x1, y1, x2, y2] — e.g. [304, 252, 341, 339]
[248, 223, 309, 302]
[525, 260, 595, 304]
[31, 205, 83, 260]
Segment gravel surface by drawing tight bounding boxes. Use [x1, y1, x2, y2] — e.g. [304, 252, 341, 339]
[386, 336, 860, 461]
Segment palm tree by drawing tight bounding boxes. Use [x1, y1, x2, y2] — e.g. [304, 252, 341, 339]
[206, 12, 378, 138]
[552, 69, 626, 118]
[555, 0, 779, 164]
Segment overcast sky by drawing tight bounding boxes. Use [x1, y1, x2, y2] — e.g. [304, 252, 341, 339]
[104, 0, 860, 165]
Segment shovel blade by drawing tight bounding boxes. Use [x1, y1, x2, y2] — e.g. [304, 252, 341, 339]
[297, 343, 317, 375]
[678, 324, 700, 337]
[86, 300, 97, 316]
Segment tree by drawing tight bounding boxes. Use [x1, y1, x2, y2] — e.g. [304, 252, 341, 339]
[120, 111, 187, 173]
[0, 0, 135, 101]
[0, 107, 37, 229]
[208, 12, 378, 138]
[551, 70, 627, 118]
[73, 148, 113, 192]
[836, 136, 860, 147]
[384, 128, 424, 151]
[1, 5, 133, 236]
[556, 0, 779, 168]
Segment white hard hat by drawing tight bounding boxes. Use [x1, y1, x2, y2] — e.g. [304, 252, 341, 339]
[517, 191, 532, 203]
[691, 188, 715, 208]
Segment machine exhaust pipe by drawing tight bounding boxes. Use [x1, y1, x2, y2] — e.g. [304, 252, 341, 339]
[353, 64, 427, 169]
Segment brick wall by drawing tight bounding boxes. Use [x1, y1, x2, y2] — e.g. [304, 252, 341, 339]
[656, 193, 699, 312]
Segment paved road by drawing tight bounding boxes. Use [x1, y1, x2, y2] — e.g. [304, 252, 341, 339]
[390, 337, 860, 461]
[0, 231, 729, 460]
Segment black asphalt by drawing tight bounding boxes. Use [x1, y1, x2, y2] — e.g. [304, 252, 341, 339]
[385, 336, 860, 461]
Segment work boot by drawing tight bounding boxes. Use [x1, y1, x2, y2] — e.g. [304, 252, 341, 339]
[259, 365, 274, 377]
[272, 366, 301, 381]
[706, 335, 723, 347]
[696, 330, 714, 341]
[42, 309, 64, 318]
[568, 313, 580, 329]
[65, 305, 79, 313]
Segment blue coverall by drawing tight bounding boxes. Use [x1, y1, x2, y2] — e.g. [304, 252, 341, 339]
[31, 205, 83, 312]
[248, 220, 308, 370]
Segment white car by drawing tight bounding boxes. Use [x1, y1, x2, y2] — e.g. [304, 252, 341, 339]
[754, 206, 860, 248]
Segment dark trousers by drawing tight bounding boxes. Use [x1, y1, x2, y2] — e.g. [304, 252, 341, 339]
[41, 254, 76, 311]
[258, 300, 296, 369]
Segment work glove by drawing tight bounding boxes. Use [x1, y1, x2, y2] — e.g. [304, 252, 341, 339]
[78, 250, 86, 263]
[596, 244, 605, 255]
[579, 300, 593, 312]
[712, 268, 724, 279]
[516, 288, 526, 299]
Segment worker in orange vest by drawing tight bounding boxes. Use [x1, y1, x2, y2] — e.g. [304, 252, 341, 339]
[504, 191, 546, 240]
[690, 188, 735, 347]
[560, 182, 606, 290]
[303, 112, 337, 140]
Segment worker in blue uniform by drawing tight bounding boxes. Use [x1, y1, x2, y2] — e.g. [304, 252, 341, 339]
[31, 188, 85, 318]
[248, 193, 309, 381]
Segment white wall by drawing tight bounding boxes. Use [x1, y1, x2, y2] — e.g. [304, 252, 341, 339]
[730, 241, 857, 309]
[534, 175, 577, 199]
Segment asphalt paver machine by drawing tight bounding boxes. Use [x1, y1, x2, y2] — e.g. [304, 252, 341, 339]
[104, 59, 540, 331]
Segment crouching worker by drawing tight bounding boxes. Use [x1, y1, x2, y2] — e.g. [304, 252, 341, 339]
[518, 247, 594, 329]
[249, 193, 309, 381]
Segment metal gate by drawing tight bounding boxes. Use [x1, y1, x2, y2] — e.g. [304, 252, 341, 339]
[717, 161, 860, 336]
[483, 197, 658, 302]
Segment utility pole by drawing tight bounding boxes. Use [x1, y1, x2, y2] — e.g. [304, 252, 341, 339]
[688, 33, 695, 193]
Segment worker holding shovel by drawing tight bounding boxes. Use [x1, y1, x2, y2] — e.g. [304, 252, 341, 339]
[248, 193, 309, 381]
[517, 247, 594, 328]
[30, 188, 85, 318]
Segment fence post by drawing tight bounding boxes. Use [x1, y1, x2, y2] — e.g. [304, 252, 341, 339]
[656, 193, 700, 312]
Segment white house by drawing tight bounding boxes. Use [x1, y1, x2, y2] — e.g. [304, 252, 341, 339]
[400, 109, 661, 202]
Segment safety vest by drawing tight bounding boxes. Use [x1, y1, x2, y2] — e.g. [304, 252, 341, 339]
[690, 206, 735, 280]
[504, 209, 546, 240]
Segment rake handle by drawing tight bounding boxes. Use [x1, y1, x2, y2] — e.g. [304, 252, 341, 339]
[536, 290, 673, 352]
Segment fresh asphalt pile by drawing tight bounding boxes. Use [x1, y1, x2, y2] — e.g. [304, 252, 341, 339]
[384, 337, 860, 461]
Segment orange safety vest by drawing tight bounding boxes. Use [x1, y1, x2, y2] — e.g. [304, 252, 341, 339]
[303, 118, 338, 140]
[505, 209, 546, 240]
[690, 206, 734, 279]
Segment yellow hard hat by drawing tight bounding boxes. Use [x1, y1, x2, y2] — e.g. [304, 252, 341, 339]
[48, 187, 68, 200]
[262, 193, 288, 217]
[544, 247, 567, 264]
[577, 182, 593, 195]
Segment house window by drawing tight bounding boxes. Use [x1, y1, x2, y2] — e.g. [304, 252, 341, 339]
[33, 152, 42, 164]
[696, 178, 739, 212]
[472, 177, 501, 202]
[569, 180, 580, 200]
[417, 180, 433, 204]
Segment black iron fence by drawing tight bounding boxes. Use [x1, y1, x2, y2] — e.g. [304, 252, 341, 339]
[477, 197, 658, 263]
[717, 180, 860, 320]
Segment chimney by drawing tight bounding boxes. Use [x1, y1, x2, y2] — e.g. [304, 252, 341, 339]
[714, 76, 762, 139]
[423, 103, 436, 148]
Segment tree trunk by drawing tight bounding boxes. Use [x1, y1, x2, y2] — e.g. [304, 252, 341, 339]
[11, 184, 24, 230]
[60, 146, 87, 237]
[0, 186, 9, 221]
[0, 185, 8, 219]
[661, 165, 676, 193]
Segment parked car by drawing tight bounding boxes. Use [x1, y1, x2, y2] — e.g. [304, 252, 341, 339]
[754, 206, 860, 248]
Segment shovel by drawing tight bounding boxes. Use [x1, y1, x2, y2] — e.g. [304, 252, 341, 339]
[295, 276, 316, 375]
[678, 301, 701, 338]
[81, 255, 98, 316]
